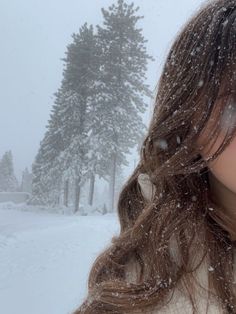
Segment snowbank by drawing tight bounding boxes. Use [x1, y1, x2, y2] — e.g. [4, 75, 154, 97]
[0, 206, 119, 314]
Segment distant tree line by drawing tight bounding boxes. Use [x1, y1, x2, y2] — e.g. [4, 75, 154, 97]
[30, 0, 154, 213]
[0, 150, 32, 193]
[0, 151, 18, 192]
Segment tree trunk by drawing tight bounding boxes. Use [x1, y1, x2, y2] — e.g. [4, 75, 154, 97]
[88, 172, 95, 206]
[63, 179, 69, 207]
[74, 178, 81, 213]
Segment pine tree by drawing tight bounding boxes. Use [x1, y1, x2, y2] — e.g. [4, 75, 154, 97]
[30, 134, 55, 205]
[30, 112, 65, 206]
[31, 2, 154, 213]
[31, 23, 102, 211]
[56, 23, 102, 212]
[0, 150, 19, 192]
[94, 0, 154, 210]
[20, 167, 32, 193]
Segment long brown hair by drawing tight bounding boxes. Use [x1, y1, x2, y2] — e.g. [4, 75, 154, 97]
[72, 0, 236, 312]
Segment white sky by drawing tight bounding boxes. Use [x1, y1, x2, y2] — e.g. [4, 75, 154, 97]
[0, 0, 206, 180]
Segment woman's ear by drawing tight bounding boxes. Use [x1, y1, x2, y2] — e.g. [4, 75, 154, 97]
[137, 173, 156, 202]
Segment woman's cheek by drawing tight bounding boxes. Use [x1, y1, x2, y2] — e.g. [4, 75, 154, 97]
[208, 136, 236, 194]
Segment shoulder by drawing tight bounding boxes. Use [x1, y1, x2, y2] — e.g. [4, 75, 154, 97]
[124, 255, 223, 314]
[124, 258, 190, 313]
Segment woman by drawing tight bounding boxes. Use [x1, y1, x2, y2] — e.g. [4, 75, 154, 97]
[73, 0, 236, 312]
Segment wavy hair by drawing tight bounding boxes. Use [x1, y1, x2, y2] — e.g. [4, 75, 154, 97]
[72, 0, 236, 313]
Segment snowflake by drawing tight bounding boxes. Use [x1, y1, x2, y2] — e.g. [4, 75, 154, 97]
[156, 139, 168, 150]
[198, 80, 204, 87]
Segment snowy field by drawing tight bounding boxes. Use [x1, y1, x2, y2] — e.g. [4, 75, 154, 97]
[0, 203, 119, 314]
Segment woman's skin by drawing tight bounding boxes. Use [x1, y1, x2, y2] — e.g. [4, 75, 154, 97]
[208, 171, 236, 241]
[197, 104, 236, 241]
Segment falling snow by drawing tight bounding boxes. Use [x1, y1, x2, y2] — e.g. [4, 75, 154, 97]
[156, 139, 168, 150]
[208, 266, 214, 272]
[198, 80, 204, 87]
[222, 19, 228, 27]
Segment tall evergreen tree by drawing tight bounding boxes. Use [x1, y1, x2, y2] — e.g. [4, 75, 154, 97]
[55, 23, 102, 212]
[31, 23, 102, 211]
[31, 2, 154, 213]
[95, 0, 154, 210]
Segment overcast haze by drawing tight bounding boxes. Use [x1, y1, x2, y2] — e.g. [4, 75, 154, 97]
[0, 0, 206, 180]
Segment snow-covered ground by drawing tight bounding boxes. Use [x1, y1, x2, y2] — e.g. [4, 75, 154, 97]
[0, 203, 119, 314]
